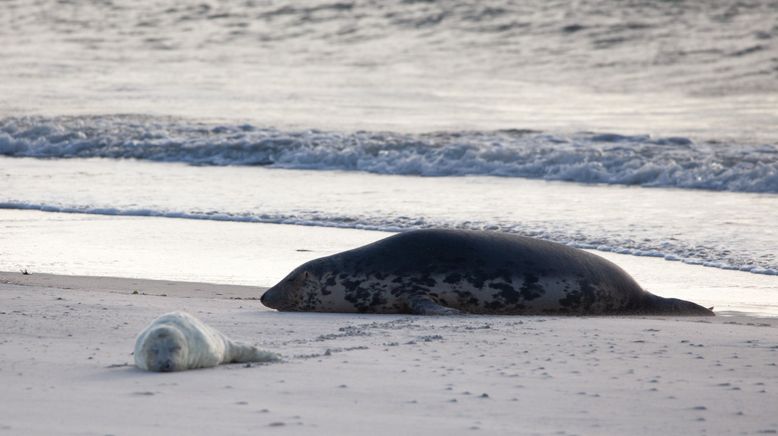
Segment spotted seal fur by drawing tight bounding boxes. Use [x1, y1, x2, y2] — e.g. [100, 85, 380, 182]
[260, 230, 713, 316]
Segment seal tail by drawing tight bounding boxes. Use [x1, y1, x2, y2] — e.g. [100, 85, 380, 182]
[642, 293, 715, 316]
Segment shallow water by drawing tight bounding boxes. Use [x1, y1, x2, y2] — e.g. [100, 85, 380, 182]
[2, 157, 776, 275]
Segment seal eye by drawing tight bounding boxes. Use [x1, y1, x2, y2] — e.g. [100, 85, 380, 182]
[169, 346, 181, 353]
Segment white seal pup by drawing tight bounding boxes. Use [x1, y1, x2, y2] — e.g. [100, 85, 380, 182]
[260, 229, 714, 316]
[134, 311, 279, 372]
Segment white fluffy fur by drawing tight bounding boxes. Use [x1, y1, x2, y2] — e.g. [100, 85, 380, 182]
[134, 311, 279, 372]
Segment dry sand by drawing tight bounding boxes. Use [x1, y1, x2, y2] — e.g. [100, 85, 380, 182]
[1, 271, 777, 436]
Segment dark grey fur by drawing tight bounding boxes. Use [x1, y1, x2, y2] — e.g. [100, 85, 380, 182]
[260, 230, 713, 316]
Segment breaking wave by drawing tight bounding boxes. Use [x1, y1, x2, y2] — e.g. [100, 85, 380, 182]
[2, 116, 777, 193]
[0, 117, 778, 193]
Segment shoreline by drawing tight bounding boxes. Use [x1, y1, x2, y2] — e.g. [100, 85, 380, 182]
[0, 270, 262, 300]
[4, 157, 778, 280]
[2, 208, 777, 317]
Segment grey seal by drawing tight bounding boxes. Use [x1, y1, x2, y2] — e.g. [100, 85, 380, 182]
[260, 230, 713, 316]
[134, 311, 280, 372]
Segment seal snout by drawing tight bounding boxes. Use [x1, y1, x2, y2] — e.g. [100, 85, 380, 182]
[260, 288, 278, 309]
[260, 286, 301, 312]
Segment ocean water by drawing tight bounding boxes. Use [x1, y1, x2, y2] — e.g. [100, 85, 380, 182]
[0, 1, 777, 284]
[2, 0, 778, 139]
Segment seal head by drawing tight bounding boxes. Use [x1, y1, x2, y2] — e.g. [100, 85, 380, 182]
[136, 325, 188, 372]
[260, 268, 320, 311]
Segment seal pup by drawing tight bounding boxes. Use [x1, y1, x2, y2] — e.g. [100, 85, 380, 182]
[260, 229, 713, 316]
[134, 311, 279, 372]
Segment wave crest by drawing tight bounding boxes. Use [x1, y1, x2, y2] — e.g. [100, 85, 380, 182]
[1, 115, 777, 193]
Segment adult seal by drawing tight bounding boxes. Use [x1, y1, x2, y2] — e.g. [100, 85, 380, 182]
[260, 230, 713, 316]
[134, 311, 280, 372]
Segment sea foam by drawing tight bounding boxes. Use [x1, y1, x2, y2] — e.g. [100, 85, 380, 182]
[1, 116, 777, 193]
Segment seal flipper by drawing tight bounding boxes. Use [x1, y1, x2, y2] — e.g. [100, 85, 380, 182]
[641, 294, 715, 316]
[224, 340, 281, 364]
[407, 295, 462, 316]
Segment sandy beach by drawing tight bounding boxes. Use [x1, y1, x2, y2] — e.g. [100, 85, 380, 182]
[1, 270, 777, 436]
[2, 1, 777, 434]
